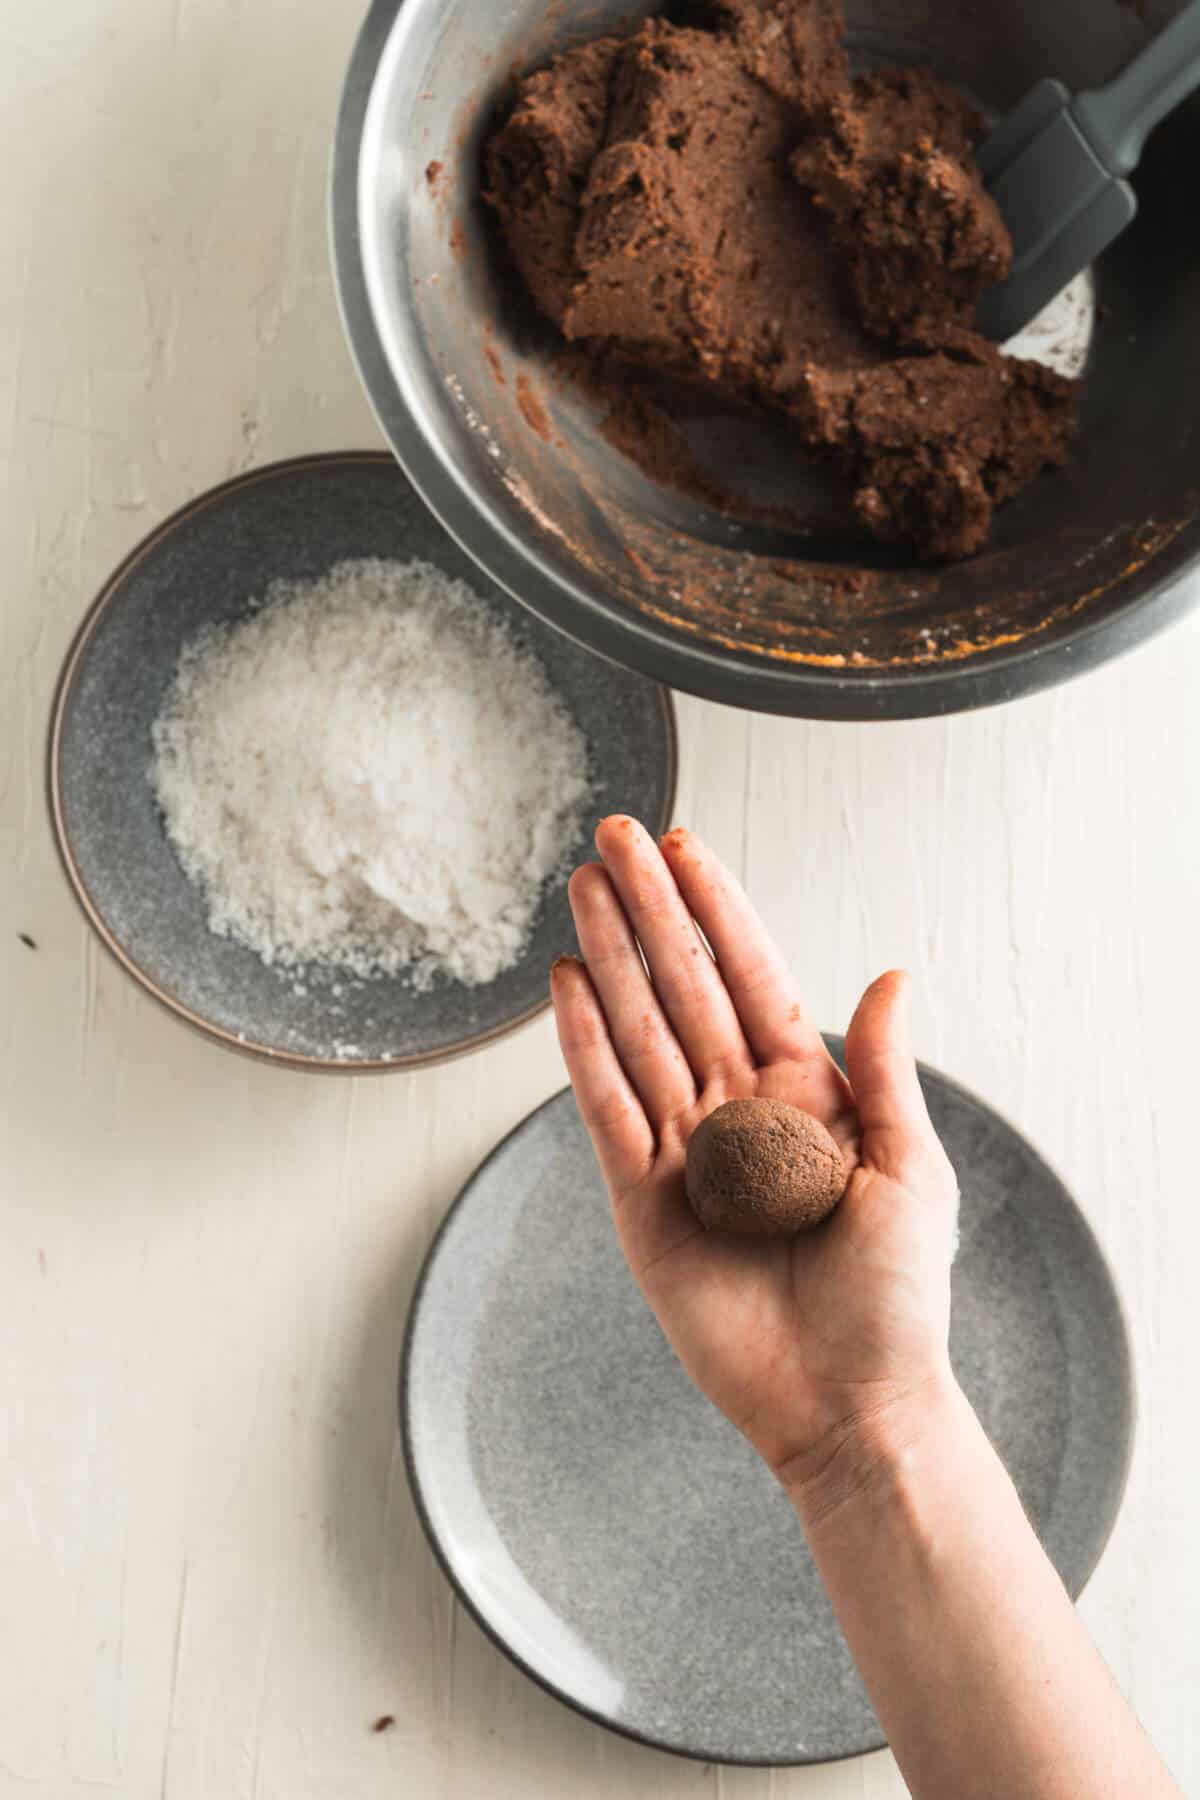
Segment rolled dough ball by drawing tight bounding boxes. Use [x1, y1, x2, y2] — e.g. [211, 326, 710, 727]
[685, 1098, 847, 1238]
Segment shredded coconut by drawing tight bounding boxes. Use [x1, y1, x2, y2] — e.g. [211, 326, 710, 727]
[149, 558, 593, 989]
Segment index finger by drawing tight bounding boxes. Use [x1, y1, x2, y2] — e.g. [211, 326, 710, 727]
[550, 955, 656, 1196]
[659, 828, 836, 1071]
[552, 956, 703, 1276]
[594, 816, 755, 1088]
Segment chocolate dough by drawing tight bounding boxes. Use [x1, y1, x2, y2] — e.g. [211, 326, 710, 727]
[796, 340, 1077, 559]
[686, 1097, 847, 1236]
[485, 0, 1080, 561]
[790, 67, 1011, 339]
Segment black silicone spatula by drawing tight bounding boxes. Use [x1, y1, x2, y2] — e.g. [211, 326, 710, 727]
[976, 0, 1200, 342]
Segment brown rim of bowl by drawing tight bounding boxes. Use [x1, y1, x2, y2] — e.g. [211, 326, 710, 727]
[46, 450, 680, 1075]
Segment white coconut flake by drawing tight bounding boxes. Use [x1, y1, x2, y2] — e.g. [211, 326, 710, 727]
[150, 558, 592, 990]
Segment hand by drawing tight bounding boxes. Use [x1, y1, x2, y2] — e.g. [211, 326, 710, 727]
[551, 818, 960, 1500]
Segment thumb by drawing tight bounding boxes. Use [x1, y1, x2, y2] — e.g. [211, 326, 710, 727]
[844, 971, 938, 1183]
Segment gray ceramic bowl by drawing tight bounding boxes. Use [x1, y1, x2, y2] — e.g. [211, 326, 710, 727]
[48, 454, 677, 1071]
[332, 0, 1200, 720]
[403, 1057, 1135, 1765]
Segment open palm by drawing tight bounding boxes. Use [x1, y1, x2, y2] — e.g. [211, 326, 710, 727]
[552, 818, 959, 1485]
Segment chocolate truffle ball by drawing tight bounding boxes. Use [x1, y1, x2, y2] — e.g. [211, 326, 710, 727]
[685, 1098, 847, 1238]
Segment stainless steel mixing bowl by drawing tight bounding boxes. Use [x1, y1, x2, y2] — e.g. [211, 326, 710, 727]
[332, 0, 1200, 719]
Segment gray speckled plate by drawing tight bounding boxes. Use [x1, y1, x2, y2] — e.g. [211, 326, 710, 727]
[403, 1050, 1135, 1766]
[48, 454, 676, 1071]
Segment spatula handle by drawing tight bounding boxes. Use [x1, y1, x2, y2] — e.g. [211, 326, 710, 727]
[1075, 0, 1200, 177]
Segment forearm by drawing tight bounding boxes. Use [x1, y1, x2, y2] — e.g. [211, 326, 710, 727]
[786, 1375, 1181, 1800]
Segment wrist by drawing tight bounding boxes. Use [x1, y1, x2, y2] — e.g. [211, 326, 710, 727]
[776, 1364, 969, 1533]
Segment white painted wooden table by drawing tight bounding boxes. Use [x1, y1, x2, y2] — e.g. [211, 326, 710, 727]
[3, 2, 1199, 1794]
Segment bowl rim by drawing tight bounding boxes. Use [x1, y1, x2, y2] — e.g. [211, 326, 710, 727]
[46, 450, 680, 1076]
[330, 0, 1200, 722]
